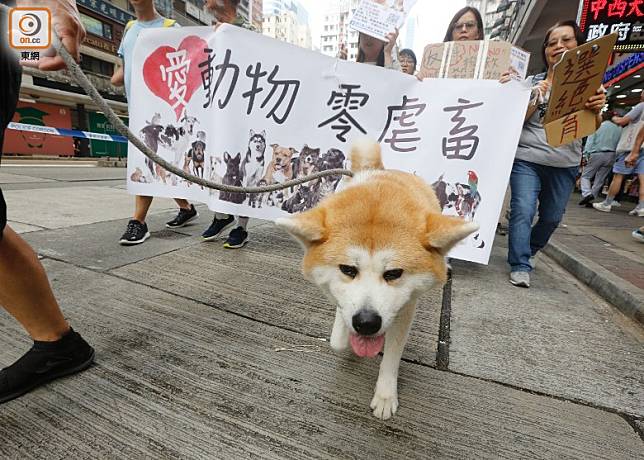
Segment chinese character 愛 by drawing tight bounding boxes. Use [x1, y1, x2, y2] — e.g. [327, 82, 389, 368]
[160, 49, 191, 118]
[318, 84, 370, 142]
[378, 96, 427, 153]
[442, 98, 484, 160]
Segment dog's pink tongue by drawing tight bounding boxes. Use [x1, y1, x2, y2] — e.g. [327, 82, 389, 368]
[349, 334, 385, 358]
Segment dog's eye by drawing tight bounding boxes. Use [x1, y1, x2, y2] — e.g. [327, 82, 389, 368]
[383, 269, 403, 282]
[339, 265, 358, 279]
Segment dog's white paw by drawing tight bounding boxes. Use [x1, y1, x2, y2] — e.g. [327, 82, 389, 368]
[329, 328, 349, 351]
[370, 389, 398, 420]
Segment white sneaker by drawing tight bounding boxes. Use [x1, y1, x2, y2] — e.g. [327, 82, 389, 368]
[509, 271, 530, 288]
[593, 202, 612, 212]
[632, 229, 644, 243]
[628, 207, 644, 217]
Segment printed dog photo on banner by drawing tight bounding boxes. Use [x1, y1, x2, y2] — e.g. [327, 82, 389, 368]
[432, 170, 485, 249]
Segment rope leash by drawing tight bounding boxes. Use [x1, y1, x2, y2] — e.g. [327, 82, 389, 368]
[4, 4, 353, 193]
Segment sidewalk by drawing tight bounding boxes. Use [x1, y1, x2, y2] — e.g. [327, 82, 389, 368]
[543, 192, 644, 324]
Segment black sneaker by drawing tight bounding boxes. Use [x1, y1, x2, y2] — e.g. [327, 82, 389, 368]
[202, 215, 235, 241]
[166, 204, 199, 228]
[119, 219, 150, 245]
[223, 226, 249, 249]
[578, 194, 594, 206]
[0, 328, 95, 404]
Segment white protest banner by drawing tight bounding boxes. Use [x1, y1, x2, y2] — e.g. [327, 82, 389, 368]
[349, 0, 418, 41]
[128, 25, 530, 264]
[616, 118, 644, 153]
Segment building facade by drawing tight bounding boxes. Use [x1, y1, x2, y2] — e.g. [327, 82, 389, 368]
[6, 0, 219, 157]
[319, 0, 360, 60]
[262, 0, 311, 49]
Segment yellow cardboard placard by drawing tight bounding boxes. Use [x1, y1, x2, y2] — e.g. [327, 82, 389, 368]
[544, 109, 599, 148]
[543, 33, 618, 146]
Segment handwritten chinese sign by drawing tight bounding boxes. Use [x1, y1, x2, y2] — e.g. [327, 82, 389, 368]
[420, 40, 530, 81]
[349, 0, 418, 41]
[128, 25, 531, 264]
[544, 33, 617, 147]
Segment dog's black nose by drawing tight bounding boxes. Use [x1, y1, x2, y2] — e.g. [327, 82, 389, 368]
[352, 310, 382, 336]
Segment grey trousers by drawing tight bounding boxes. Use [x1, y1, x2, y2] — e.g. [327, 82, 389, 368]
[580, 151, 615, 198]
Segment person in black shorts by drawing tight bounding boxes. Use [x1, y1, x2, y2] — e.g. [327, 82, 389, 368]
[0, 0, 94, 404]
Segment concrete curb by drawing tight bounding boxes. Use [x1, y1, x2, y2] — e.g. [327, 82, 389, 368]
[543, 239, 644, 325]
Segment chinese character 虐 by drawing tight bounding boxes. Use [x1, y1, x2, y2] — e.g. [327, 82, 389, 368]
[378, 96, 427, 153]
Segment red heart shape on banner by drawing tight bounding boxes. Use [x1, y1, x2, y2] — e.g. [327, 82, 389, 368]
[143, 35, 209, 120]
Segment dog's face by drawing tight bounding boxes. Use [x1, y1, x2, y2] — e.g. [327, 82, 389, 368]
[223, 152, 242, 182]
[277, 174, 477, 357]
[270, 144, 296, 170]
[299, 145, 321, 172]
[249, 130, 267, 156]
[318, 148, 346, 171]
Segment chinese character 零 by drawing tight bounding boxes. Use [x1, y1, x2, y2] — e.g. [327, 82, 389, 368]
[318, 84, 370, 142]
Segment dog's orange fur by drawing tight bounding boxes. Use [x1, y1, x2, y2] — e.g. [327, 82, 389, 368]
[281, 140, 477, 284]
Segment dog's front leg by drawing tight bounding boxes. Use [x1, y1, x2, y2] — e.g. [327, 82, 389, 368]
[370, 301, 416, 420]
[330, 308, 349, 351]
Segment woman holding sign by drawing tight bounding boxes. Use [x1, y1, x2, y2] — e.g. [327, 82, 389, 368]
[505, 21, 606, 288]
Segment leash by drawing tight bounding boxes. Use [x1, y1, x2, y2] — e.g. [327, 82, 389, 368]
[5, 4, 353, 193]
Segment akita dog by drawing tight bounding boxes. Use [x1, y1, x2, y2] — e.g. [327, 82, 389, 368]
[276, 139, 478, 420]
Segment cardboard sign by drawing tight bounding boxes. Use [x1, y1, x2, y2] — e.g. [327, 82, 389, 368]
[349, 0, 418, 41]
[543, 33, 618, 147]
[420, 40, 530, 81]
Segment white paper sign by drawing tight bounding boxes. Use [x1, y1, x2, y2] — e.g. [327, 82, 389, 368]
[349, 0, 418, 41]
[128, 25, 530, 264]
[616, 118, 644, 152]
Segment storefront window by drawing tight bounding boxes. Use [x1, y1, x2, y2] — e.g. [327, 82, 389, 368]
[81, 13, 113, 40]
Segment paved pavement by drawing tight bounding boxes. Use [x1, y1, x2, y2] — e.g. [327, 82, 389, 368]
[1, 164, 642, 459]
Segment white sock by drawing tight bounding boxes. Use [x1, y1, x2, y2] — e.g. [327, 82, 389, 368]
[238, 216, 249, 229]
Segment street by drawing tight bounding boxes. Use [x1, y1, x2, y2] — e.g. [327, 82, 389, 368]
[0, 162, 642, 459]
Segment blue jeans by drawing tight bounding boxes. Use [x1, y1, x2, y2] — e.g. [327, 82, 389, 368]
[508, 160, 577, 272]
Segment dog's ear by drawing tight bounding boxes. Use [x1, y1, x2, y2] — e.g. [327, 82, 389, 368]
[260, 130, 266, 138]
[271, 143, 279, 150]
[233, 152, 241, 161]
[290, 148, 298, 156]
[275, 207, 326, 247]
[224, 152, 231, 162]
[424, 214, 479, 254]
[250, 129, 255, 137]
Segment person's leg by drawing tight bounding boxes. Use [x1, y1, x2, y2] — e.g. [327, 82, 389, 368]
[173, 198, 191, 210]
[530, 165, 576, 255]
[0, 227, 69, 341]
[579, 155, 598, 198]
[508, 161, 540, 273]
[590, 152, 614, 201]
[202, 212, 235, 241]
[237, 216, 249, 229]
[133, 195, 153, 223]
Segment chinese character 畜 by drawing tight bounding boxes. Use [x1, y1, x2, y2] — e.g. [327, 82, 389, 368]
[441, 98, 484, 160]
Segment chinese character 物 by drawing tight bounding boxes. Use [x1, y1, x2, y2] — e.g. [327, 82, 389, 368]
[243, 63, 300, 124]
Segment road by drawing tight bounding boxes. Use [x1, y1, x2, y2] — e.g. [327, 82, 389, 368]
[0, 164, 642, 459]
